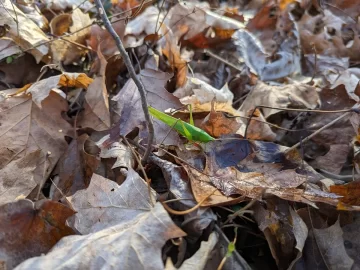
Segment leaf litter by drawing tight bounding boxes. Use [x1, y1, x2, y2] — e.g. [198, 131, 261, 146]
[2, 0, 360, 269]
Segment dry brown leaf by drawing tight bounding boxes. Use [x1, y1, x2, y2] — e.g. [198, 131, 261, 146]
[42, 0, 93, 11]
[311, 144, 350, 174]
[160, 25, 188, 87]
[110, 69, 182, 145]
[0, 150, 41, 205]
[299, 220, 354, 269]
[0, 199, 75, 269]
[24, 72, 93, 107]
[78, 49, 110, 130]
[0, 0, 49, 62]
[50, 9, 93, 64]
[16, 203, 186, 270]
[239, 81, 320, 118]
[51, 134, 100, 201]
[166, 232, 218, 270]
[67, 169, 156, 234]
[200, 102, 241, 138]
[253, 199, 308, 269]
[0, 90, 72, 199]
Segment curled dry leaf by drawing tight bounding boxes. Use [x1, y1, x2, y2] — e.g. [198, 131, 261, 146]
[174, 77, 234, 105]
[0, 91, 71, 201]
[150, 156, 216, 238]
[67, 169, 156, 234]
[0, 199, 75, 269]
[50, 9, 93, 64]
[0, 0, 49, 62]
[96, 139, 135, 169]
[15, 203, 186, 270]
[25, 72, 93, 107]
[160, 25, 188, 87]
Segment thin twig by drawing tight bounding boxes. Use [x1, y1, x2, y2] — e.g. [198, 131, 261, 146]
[244, 105, 355, 139]
[162, 190, 216, 215]
[94, 0, 154, 162]
[308, 43, 317, 84]
[204, 49, 243, 72]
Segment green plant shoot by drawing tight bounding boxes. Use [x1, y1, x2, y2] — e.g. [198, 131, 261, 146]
[148, 106, 214, 143]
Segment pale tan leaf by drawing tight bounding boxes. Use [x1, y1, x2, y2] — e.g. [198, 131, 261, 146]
[0, 90, 72, 197]
[0, 0, 49, 62]
[67, 169, 155, 234]
[15, 203, 186, 270]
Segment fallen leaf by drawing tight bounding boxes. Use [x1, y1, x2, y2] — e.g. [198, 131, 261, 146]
[174, 78, 234, 105]
[42, 0, 93, 10]
[67, 169, 156, 234]
[0, 90, 72, 200]
[298, 220, 354, 269]
[110, 69, 182, 145]
[166, 232, 218, 270]
[239, 81, 320, 119]
[150, 156, 216, 238]
[253, 199, 308, 269]
[125, 6, 162, 36]
[0, 199, 75, 269]
[0, 0, 49, 63]
[200, 101, 241, 138]
[25, 72, 93, 107]
[311, 144, 350, 174]
[78, 49, 111, 130]
[0, 150, 41, 205]
[52, 9, 92, 65]
[51, 134, 99, 201]
[160, 25, 188, 87]
[16, 203, 186, 270]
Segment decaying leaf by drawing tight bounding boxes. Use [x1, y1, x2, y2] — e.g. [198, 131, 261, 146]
[16, 203, 186, 270]
[0, 199, 75, 269]
[166, 232, 218, 270]
[0, 91, 71, 200]
[110, 69, 182, 145]
[67, 169, 156, 234]
[51, 134, 99, 201]
[49, 9, 93, 64]
[78, 49, 110, 130]
[0, 0, 49, 62]
[200, 101, 241, 137]
[0, 150, 41, 205]
[24, 72, 93, 107]
[239, 81, 320, 119]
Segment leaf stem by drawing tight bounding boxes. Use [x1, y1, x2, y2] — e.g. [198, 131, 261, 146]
[94, 0, 154, 162]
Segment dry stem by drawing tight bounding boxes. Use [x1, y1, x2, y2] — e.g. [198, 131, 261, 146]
[94, 0, 154, 162]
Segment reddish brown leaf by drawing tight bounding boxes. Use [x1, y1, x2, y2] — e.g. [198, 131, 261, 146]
[0, 199, 75, 269]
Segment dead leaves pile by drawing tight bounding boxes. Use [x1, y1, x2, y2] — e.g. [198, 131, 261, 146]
[2, 0, 360, 269]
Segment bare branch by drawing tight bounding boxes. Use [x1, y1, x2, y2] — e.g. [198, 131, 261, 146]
[94, 0, 154, 162]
